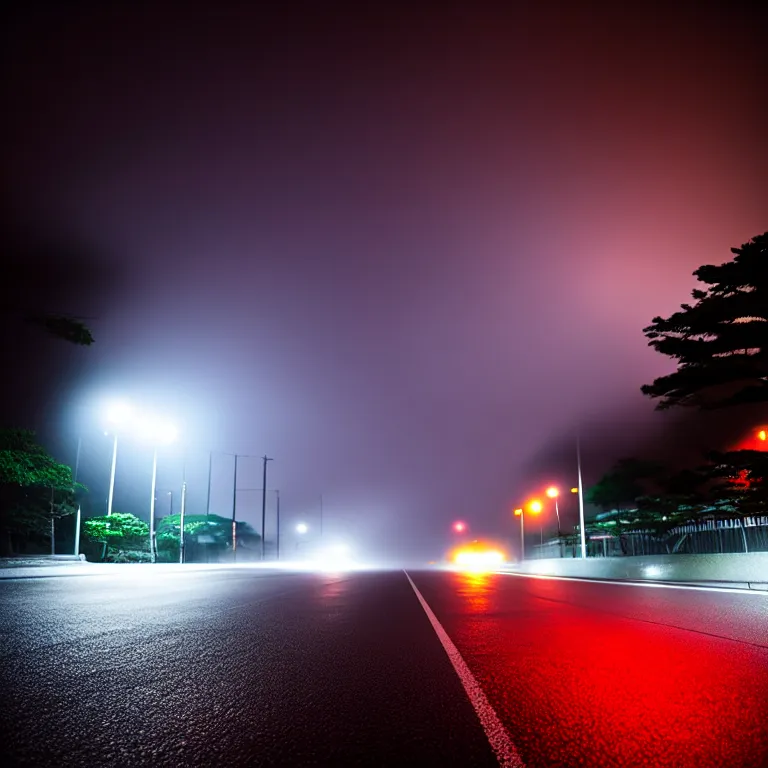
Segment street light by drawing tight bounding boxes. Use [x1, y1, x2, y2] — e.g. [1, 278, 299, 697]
[104, 401, 132, 516]
[137, 417, 177, 564]
[453, 521, 467, 533]
[513, 508, 524, 561]
[296, 522, 309, 534]
[546, 486, 561, 536]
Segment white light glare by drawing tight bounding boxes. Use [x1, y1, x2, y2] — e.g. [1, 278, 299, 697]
[296, 523, 308, 534]
[454, 550, 505, 572]
[136, 416, 178, 445]
[105, 401, 132, 425]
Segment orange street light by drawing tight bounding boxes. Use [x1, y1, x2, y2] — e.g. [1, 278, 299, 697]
[570, 487, 578, 494]
[546, 486, 559, 499]
[529, 499, 542, 513]
[513, 508, 523, 516]
[759, 430, 767, 442]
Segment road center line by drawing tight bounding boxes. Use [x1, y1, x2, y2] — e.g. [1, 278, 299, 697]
[404, 570, 525, 768]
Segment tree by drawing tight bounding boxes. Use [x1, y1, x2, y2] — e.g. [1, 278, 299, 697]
[586, 457, 664, 511]
[156, 514, 261, 563]
[82, 513, 150, 562]
[642, 232, 768, 410]
[0, 429, 83, 555]
[2, 236, 97, 346]
[700, 449, 768, 516]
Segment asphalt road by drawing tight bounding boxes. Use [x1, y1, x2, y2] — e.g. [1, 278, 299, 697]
[1, 566, 766, 767]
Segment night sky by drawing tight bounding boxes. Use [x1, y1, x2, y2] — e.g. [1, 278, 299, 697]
[2, 2, 766, 560]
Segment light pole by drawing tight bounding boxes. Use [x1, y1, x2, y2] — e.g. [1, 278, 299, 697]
[179, 454, 187, 564]
[231, 454, 239, 561]
[138, 417, 177, 564]
[73, 435, 82, 557]
[528, 499, 543, 557]
[546, 487, 561, 536]
[577, 436, 586, 559]
[514, 508, 524, 560]
[104, 401, 131, 516]
[261, 455, 273, 561]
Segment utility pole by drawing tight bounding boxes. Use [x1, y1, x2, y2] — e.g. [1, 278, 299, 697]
[106, 433, 118, 516]
[275, 490, 280, 561]
[232, 454, 239, 561]
[179, 454, 187, 564]
[261, 456, 273, 560]
[205, 450, 213, 520]
[73, 435, 82, 557]
[149, 447, 158, 563]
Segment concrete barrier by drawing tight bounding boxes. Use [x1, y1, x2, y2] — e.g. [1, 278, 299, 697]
[508, 552, 768, 586]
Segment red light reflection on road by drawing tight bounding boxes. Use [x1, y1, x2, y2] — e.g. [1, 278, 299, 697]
[444, 573, 768, 767]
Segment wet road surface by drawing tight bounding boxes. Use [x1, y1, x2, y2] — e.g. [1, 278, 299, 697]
[1, 567, 766, 766]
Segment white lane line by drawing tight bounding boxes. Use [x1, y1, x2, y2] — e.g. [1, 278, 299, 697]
[496, 571, 768, 595]
[404, 570, 525, 768]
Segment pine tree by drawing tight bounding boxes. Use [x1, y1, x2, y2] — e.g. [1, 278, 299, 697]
[642, 232, 768, 409]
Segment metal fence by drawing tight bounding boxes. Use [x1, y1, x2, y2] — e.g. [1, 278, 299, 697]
[530, 515, 768, 559]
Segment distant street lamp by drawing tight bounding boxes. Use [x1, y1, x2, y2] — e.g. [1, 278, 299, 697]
[546, 486, 561, 536]
[295, 522, 308, 554]
[453, 521, 467, 533]
[513, 508, 524, 560]
[514, 500, 542, 561]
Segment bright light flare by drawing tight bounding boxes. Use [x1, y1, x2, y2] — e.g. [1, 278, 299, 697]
[296, 523, 308, 534]
[546, 486, 559, 498]
[136, 416, 177, 445]
[453, 521, 467, 533]
[105, 401, 132, 425]
[759, 430, 767, 442]
[528, 499, 543, 514]
[513, 508, 523, 516]
[570, 487, 579, 494]
[453, 548, 505, 572]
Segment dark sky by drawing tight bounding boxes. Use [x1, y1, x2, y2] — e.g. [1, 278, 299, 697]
[2, 1, 766, 560]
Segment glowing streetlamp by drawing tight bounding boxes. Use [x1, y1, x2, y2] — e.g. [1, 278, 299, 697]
[546, 486, 561, 535]
[759, 429, 767, 442]
[453, 521, 467, 533]
[296, 522, 308, 534]
[104, 401, 132, 517]
[529, 499, 542, 514]
[513, 508, 524, 560]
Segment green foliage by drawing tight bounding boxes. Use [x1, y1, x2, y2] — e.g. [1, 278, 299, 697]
[155, 514, 260, 562]
[83, 513, 149, 548]
[0, 429, 81, 489]
[82, 513, 149, 562]
[0, 429, 83, 553]
[586, 458, 664, 511]
[642, 232, 768, 409]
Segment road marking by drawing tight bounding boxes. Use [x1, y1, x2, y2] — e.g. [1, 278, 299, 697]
[496, 571, 768, 595]
[404, 571, 525, 768]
